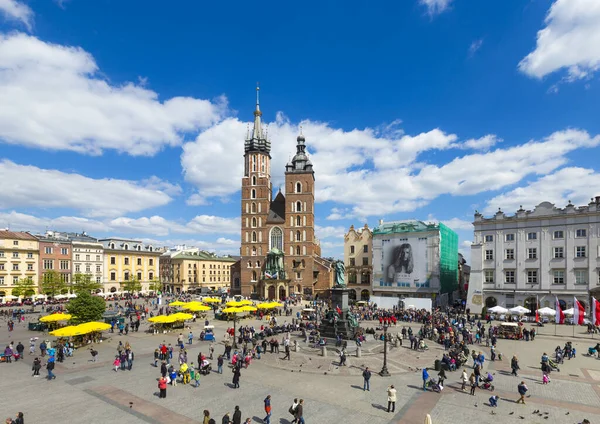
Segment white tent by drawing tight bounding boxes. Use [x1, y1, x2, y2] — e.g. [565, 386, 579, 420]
[2, 295, 19, 300]
[563, 308, 586, 316]
[54, 294, 67, 299]
[488, 305, 508, 314]
[66, 293, 77, 298]
[509, 306, 530, 315]
[536, 307, 556, 316]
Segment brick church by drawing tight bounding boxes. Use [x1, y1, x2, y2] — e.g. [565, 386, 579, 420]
[230, 88, 333, 300]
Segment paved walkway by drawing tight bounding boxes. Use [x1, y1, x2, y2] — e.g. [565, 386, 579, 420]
[1, 310, 599, 423]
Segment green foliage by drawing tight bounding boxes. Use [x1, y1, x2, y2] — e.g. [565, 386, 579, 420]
[71, 273, 102, 294]
[66, 291, 106, 324]
[121, 276, 142, 293]
[11, 277, 36, 297]
[41, 270, 67, 297]
[481, 306, 488, 320]
[148, 279, 162, 293]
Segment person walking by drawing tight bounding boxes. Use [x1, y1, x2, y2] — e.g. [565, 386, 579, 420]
[511, 355, 520, 377]
[469, 372, 477, 395]
[217, 355, 224, 374]
[160, 360, 168, 377]
[32, 357, 41, 377]
[232, 406, 241, 424]
[387, 385, 397, 413]
[46, 360, 56, 380]
[221, 412, 231, 424]
[516, 381, 528, 404]
[283, 344, 291, 360]
[202, 410, 210, 424]
[295, 399, 305, 424]
[363, 367, 372, 391]
[232, 366, 241, 389]
[437, 368, 446, 387]
[422, 368, 429, 391]
[289, 399, 299, 424]
[158, 376, 167, 399]
[263, 395, 272, 424]
[460, 369, 468, 392]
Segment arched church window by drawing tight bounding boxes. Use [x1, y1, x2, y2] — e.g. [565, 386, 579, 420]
[256, 261, 261, 268]
[270, 227, 283, 251]
[252, 217, 257, 228]
[296, 231, 301, 241]
[296, 201, 302, 212]
[296, 182, 302, 193]
[296, 215, 301, 226]
[251, 189, 256, 199]
[252, 271, 257, 281]
[251, 202, 256, 213]
[296, 246, 301, 255]
[252, 231, 257, 243]
[252, 175, 257, 185]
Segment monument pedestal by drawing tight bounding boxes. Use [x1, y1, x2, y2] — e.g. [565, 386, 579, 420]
[318, 287, 359, 340]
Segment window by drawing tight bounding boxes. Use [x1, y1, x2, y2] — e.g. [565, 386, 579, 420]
[86, 255, 90, 261]
[61, 247, 68, 255]
[527, 248, 537, 259]
[75, 254, 80, 261]
[27, 263, 33, 271]
[149, 259, 154, 266]
[576, 229, 587, 238]
[60, 260, 69, 270]
[124, 257, 130, 265]
[12, 263, 19, 271]
[296, 182, 301, 193]
[296, 246, 301, 255]
[13, 276, 18, 284]
[363, 245, 368, 253]
[137, 272, 142, 280]
[296, 201, 301, 212]
[485, 235, 494, 242]
[527, 232, 537, 240]
[485, 250, 494, 260]
[553, 230, 564, 239]
[349, 258, 355, 266]
[27, 252, 33, 259]
[296, 231, 301, 241]
[0, 251, 3, 257]
[505, 249, 514, 260]
[96, 277, 101, 284]
[110, 257, 116, 265]
[110, 272, 116, 281]
[553, 247, 564, 258]
[350, 246, 355, 254]
[137, 258, 142, 266]
[484, 270, 494, 284]
[553, 270, 565, 285]
[251, 202, 256, 213]
[575, 270, 587, 285]
[149, 272, 154, 280]
[86, 265, 91, 273]
[527, 270, 538, 284]
[576, 246, 586, 258]
[13, 241, 18, 246]
[505, 270, 515, 284]
[43, 259, 53, 270]
[296, 216, 301, 226]
[0, 264, 3, 270]
[124, 272, 130, 281]
[0, 277, 3, 285]
[252, 232, 257, 243]
[75, 264, 80, 272]
[362, 257, 368, 266]
[252, 175, 256, 185]
[505, 233, 515, 242]
[45, 247, 53, 254]
[251, 189, 256, 199]
[96, 255, 100, 261]
[96, 265, 101, 273]
[12, 252, 18, 258]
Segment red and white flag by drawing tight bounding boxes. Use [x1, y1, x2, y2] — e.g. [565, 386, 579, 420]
[592, 297, 600, 327]
[555, 296, 565, 324]
[573, 296, 585, 326]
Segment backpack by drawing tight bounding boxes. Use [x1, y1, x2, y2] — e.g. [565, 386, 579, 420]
[288, 404, 297, 415]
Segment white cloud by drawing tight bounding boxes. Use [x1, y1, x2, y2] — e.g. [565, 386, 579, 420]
[460, 135, 499, 151]
[441, 218, 472, 231]
[140, 237, 240, 256]
[419, 0, 453, 16]
[519, 0, 600, 81]
[482, 167, 600, 215]
[0, 160, 177, 217]
[468, 39, 484, 57]
[0, 33, 228, 155]
[0, 210, 240, 238]
[0, 0, 33, 30]
[315, 225, 346, 239]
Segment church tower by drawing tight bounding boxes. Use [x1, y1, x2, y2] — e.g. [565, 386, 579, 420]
[239, 86, 271, 297]
[284, 131, 316, 295]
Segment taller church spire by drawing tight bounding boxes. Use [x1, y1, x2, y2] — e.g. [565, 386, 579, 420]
[245, 84, 271, 155]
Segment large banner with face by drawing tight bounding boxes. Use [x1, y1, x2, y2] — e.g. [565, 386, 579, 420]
[382, 236, 430, 287]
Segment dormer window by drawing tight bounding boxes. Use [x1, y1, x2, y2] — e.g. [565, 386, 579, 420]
[149, 246, 153, 252]
[137, 245, 141, 251]
[110, 243, 115, 249]
[124, 244, 129, 250]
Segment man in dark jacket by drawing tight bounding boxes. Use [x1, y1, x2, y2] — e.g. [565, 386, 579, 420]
[232, 406, 241, 424]
[363, 367, 371, 391]
[295, 399, 304, 424]
[46, 360, 56, 380]
[15, 342, 24, 361]
[160, 361, 168, 377]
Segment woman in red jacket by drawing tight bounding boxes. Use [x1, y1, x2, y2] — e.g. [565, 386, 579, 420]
[158, 376, 167, 398]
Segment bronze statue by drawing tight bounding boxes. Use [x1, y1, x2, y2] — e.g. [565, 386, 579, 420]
[333, 260, 346, 287]
[265, 248, 285, 279]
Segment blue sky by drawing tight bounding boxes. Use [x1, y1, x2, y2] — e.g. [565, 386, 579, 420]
[1, 0, 599, 260]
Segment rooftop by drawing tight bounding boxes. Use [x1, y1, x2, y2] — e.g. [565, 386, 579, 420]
[0, 230, 38, 241]
[474, 197, 600, 223]
[373, 220, 440, 235]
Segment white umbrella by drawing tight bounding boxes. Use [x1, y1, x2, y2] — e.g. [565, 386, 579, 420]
[67, 293, 77, 298]
[406, 305, 416, 310]
[488, 305, 508, 314]
[509, 306, 530, 315]
[2, 295, 18, 300]
[536, 307, 556, 316]
[562, 308, 585, 316]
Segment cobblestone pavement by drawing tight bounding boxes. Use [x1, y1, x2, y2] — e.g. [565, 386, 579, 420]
[1, 310, 599, 424]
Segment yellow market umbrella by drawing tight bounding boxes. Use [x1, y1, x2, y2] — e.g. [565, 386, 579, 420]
[169, 301, 187, 307]
[256, 303, 274, 309]
[40, 313, 72, 322]
[170, 312, 193, 321]
[185, 304, 211, 312]
[239, 299, 253, 305]
[222, 306, 244, 314]
[77, 322, 111, 333]
[50, 325, 86, 337]
[226, 301, 243, 307]
[202, 297, 221, 303]
[148, 315, 178, 324]
[268, 302, 283, 308]
[239, 305, 257, 312]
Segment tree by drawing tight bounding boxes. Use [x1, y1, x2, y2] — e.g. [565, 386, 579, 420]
[41, 270, 67, 297]
[148, 279, 162, 293]
[66, 291, 106, 324]
[121, 276, 142, 293]
[71, 273, 102, 295]
[12, 277, 36, 297]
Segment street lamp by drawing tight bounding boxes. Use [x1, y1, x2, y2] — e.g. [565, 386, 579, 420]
[379, 321, 390, 377]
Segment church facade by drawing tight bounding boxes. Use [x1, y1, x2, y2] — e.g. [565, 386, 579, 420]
[230, 88, 333, 300]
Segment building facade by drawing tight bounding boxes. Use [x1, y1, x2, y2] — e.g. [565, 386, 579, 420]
[0, 230, 39, 296]
[70, 233, 104, 287]
[100, 238, 161, 293]
[36, 232, 72, 286]
[470, 198, 600, 313]
[372, 220, 459, 303]
[235, 88, 333, 299]
[344, 224, 373, 301]
[161, 250, 237, 293]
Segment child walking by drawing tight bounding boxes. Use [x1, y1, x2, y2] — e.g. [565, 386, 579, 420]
[113, 357, 120, 372]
